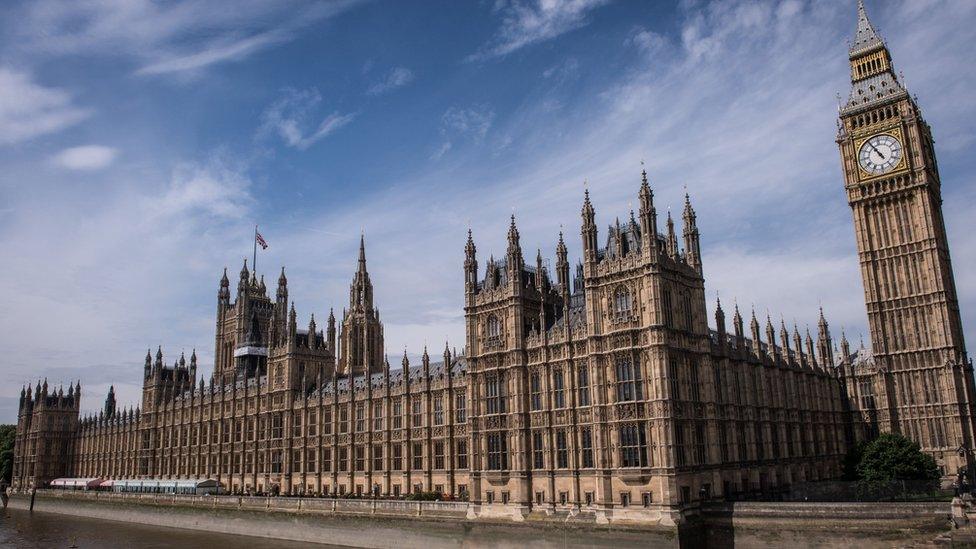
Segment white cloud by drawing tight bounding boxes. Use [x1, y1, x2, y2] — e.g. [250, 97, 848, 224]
[6, 0, 363, 77]
[0, 151, 256, 416]
[432, 105, 495, 159]
[469, 0, 609, 61]
[0, 67, 91, 145]
[259, 88, 356, 150]
[367, 67, 415, 96]
[52, 145, 118, 170]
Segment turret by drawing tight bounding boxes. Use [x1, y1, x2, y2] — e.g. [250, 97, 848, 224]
[805, 328, 818, 369]
[750, 309, 762, 357]
[779, 318, 791, 362]
[288, 302, 298, 343]
[464, 229, 478, 294]
[402, 351, 410, 391]
[555, 232, 569, 298]
[327, 308, 337, 353]
[638, 168, 658, 252]
[144, 349, 152, 379]
[308, 314, 317, 348]
[682, 193, 701, 273]
[218, 267, 231, 305]
[581, 189, 598, 264]
[840, 330, 851, 361]
[765, 316, 778, 361]
[506, 215, 524, 284]
[817, 308, 834, 367]
[665, 211, 679, 259]
[104, 385, 116, 417]
[189, 349, 197, 380]
[733, 303, 744, 342]
[238, 259, 250, 294]
[715, 296, 726, 343]
[443, 342, 452, 386]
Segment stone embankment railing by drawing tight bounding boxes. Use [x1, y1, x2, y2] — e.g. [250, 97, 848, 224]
[34, 489, 469, 519]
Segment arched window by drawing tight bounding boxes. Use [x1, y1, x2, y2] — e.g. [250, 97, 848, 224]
[614, 287, 633, 315]
[486, 315, 501, 339]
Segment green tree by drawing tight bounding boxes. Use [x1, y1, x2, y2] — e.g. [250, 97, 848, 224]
[855, 433, 940, 482]
[0, 424, 14, 484]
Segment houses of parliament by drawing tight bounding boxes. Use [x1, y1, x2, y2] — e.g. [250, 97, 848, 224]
[11, 2, 974, 525]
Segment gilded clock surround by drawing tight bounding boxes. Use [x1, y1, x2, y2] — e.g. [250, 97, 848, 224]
[853, 127, 907, 181]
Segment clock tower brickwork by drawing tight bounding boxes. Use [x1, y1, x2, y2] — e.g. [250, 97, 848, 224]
[836, 0, 975, 477]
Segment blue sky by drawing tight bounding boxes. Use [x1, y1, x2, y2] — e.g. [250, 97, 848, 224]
[1, 0, 974, 421]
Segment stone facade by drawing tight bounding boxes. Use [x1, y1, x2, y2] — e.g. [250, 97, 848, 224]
[10, 1, 974, 525]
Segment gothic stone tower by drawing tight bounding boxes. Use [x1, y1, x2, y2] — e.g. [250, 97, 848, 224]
[837, 1, 975, 475]
[339, 236, 384, 377]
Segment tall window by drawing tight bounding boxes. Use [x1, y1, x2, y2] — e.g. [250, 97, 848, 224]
[339, 406, 348, 434]
[620, 424, 648, 468]
[456, 440, 468, 469]
[412, 399, 423, 427]
[356, 403, 365, 432]
[393, 400, 402, 429]
[323, 449, 333, 471]
[662, 290, 674, 327]
[668, 360, 680, 400]
[530, 373, 542, 411]
[292, 414, 302, 437]
[355, 446, 365, 471]
[532, 431, 544, 469]
[392, 444, 403, 470]
[675, 423, 687, 467]
[487, 432, 508, 470]
[486, 375, 505, 414]
[695, 423, 707, 464]
[434, 442, 445, 469]
[581, 428, 594, 468]
[373, 402, 383, 431]
[433, 395, 444, 426]
[689, 363, 701, 401]
[553, 369, 565, 408]
[323, 408, 333, 435]
[577, 364, 590, 406]
[372, 445, 383, 471]
[271, 413, 283, 439]
[412, 442, 423, 470]
[455, 394, 466, 423]
[308, 411, 318, 436]
[555, 430, 568, 469]
[615, 358, 642, 402]
[486, 315, 501, 339]
[614, 287, 633, 315]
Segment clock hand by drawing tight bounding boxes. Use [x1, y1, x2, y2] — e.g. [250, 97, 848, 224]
[868, 141, 886, 160]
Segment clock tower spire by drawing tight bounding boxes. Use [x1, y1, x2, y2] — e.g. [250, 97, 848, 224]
[837, 0, 974, 478]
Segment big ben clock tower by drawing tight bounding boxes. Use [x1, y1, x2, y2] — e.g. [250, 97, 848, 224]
[837, 0, 975, 476]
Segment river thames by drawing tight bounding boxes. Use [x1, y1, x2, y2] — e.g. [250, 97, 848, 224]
[0, 505, 673, 548]
[0, 508, 334, 548]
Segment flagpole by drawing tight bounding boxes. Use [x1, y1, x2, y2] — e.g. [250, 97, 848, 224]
[253, 225, 258, 275]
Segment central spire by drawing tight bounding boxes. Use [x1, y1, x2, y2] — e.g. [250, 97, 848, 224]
[851, 0, 882, 55]
[358, 233, 367, 273]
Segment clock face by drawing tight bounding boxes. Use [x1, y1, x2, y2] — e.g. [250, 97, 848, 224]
[858, 134, 903, 175]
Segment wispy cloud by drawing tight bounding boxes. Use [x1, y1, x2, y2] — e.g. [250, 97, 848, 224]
[0, 67, 91, 145]
[367, 67, 415, 95]
[432, 105, 495, 159]
[468, 0, 609, 61]
[260, 88, 357, 150]
[52, 145, 118, 170]
[5, 0, 362, 77]
[0, 151, 256, 415]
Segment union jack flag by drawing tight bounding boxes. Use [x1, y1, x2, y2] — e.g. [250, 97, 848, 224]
[255, 231, 268, 249]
